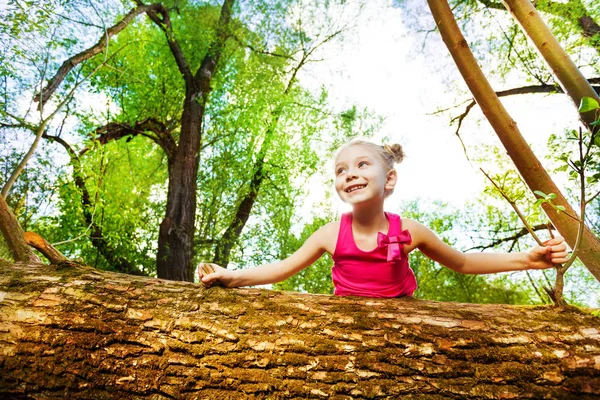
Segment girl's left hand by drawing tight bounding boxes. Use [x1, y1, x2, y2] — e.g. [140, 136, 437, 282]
[527, 236, 569, 269]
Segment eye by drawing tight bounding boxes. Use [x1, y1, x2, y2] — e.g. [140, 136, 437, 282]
[336, 167, 347, 176]
[358, 161, 369, 168]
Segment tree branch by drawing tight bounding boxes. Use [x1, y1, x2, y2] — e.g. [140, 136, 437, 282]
[193, 0, 235, 90]
[465, 223, 551, 251]
[81, 118, 177, 160]
[448, 79, 600, 136]
[134, 1, 194, 86]
[230, 33, 297, 60]
[479, 0, 600, 53]
[34, 4, 162, 105]
[42, 134, 147, 276]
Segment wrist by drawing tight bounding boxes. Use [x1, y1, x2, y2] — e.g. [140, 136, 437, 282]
[227, 269, 242, 287]
[521, 251, 533, 270]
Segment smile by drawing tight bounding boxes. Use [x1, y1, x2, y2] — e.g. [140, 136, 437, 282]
[346, 184, 366, 193]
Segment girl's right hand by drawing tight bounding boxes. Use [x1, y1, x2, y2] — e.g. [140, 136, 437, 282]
[198, 262, 235, 287]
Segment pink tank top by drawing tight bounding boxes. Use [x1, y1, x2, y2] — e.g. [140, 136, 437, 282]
[332, 212, 417, 298]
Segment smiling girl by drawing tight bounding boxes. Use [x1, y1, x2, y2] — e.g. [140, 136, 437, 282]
[198, 140, 568, 298]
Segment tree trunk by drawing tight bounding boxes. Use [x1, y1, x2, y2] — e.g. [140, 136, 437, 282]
[427, 0, 600, 282]
[0, 261, 598, 399]
[0, 194, 40, 263]
[502, 0, 600, 130]
[157, 95, 203, 282]
[155, 0, 235, 282]
[477, 0, 600, 56]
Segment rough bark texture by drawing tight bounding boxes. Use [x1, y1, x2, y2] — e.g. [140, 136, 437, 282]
[155, 0, 235, 282]
[0, 261, 599, 399]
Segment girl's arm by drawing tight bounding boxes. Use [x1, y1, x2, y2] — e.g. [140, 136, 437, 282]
[408, 220, 569, 274]
[198, 222, 338, 288]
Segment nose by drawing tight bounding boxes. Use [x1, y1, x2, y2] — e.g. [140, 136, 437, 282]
[345, 171, 358, 182]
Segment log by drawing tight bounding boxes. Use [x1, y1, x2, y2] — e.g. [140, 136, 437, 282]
[0, 261, 598, 399]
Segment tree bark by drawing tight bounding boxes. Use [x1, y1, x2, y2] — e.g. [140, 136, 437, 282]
[0, 261, 598, 399]
[427, 0, 600, 282]
[155, 0, 235, 282]
[477, 0, 600, 56]
[501, 0, 600, 130]
[0, 195, 40, 263]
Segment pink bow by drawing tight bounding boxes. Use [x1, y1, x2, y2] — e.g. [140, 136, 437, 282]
[377, 230, 412, 262]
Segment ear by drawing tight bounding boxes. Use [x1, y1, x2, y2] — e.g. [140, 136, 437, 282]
[385, 169, 397, 191]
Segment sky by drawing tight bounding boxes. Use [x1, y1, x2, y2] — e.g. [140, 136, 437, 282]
[296, 1, 581, 213]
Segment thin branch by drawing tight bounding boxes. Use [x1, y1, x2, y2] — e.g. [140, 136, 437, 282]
[34, 3, 162, 105]
[447, 80, 600, 136]
[449, 100, 476, 160]
[134, 1, 194, 86]
[2, 61, 105, 197]
[587, 189, 600, 205]
[465, 223, 551, 251]
[230, 33, 297, 60]
[525, 270, 549, 304]
[480, 168, 544, 246]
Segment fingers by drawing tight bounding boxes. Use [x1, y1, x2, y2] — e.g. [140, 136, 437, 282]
[530, 237, 570, 267]
[197, 263, 218, 287]
[541, 236, 571, 264]
[201, 263, 216, 275]
[542, 236, 565, 247]
[550, 254, 569, 264]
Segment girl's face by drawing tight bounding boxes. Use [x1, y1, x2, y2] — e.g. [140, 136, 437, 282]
[334, 145, 397, 207]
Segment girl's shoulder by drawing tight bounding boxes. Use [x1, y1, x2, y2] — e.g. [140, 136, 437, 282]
[400, 217, 421, 230]
[398, 218, 428, 248]
[319, 220, 341, 238]
[312, 220, 341, 255]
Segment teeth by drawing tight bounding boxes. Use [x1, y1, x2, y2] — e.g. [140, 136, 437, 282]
[347, 185, 366, 193]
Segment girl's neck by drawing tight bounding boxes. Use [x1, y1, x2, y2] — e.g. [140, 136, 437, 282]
[351, 205, 388, 234]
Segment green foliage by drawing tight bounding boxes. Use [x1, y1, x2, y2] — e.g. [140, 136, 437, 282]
[0, 0, 358, 278]
[400, 200, 538, 304]
[579, 97, 600, 114]
[32, 136, 167, 273]
[273, 216, 335, 294]
[533, 191, 566, 212]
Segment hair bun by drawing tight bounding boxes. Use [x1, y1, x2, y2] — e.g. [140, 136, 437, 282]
[383, 143, 404, 164]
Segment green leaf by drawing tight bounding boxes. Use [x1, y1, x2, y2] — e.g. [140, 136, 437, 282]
[591, 120, 600, 127]
[579, 97, 600, 113]
[534, 190, 547, 198]
[555, 205, 566, 211]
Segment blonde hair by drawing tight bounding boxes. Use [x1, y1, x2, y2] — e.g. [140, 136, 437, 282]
[336, 139, 405, 171]
[335, 139, 405, 197]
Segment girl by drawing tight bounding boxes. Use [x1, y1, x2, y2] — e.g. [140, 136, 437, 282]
[198, 140, 568, 298]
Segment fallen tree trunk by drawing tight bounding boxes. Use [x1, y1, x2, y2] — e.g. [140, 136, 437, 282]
[0, 261, 598, 399]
